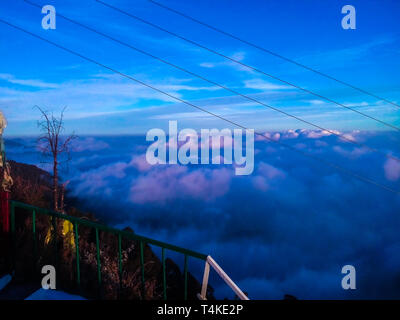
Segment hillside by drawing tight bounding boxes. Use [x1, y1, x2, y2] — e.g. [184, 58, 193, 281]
[0, 160, 214, 300]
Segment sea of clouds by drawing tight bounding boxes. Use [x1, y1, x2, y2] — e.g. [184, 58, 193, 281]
[5, 129, 400, 299]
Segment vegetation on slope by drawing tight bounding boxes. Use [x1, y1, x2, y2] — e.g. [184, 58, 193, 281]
[0, 160, 214, 300]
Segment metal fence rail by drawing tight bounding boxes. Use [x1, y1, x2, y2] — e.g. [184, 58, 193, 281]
[9, 200, 207, 300]
[8, 200, 249, 300]
[198, 256, 249, 300]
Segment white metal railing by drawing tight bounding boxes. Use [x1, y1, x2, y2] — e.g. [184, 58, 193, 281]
[197, 255, 249, 300]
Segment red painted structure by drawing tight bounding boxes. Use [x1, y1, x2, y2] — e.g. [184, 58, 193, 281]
[0, 191, 10, 233]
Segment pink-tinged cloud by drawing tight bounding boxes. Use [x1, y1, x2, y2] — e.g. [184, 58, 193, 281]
[333, 146, 369, 159]
[252, 162, 285, 191]
[73, 137, 110, 152]
[305, 130, 340, 139]
[73, 161, 128, 195]
[129, 154, 152, 172]
[252, 175, 269, 191]
[384, 158, 400, 181]
[282, 130, 299, 139]
[258, 162, 286, 180]
[264, 132, 281, 141]
[339, 133, 357, 143]
[181, 168, 231, 198]
[130, 166, 231, 204]
[255, 132, 280, 142]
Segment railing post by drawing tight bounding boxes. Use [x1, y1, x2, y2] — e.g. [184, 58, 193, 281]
[198, 260, 210, 300]
[118, 233, 123, 292]
[207, 256, 249, 300]
[74, 223, 80, 287]
[184, 254, 188, 300]
[95, 228, 102, 291]
[52, 216, 58, 271]
[139, 240, 145, 299]
[32, 209, 37, 272]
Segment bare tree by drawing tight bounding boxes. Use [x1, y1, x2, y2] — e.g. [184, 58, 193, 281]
[60, 180, 70, 212]
[36, 106, 76, 211]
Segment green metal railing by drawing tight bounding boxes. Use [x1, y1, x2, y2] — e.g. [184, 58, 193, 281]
[9, 200, 207, 300]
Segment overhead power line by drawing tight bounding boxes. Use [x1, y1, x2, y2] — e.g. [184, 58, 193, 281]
[0, 17, 398, 196]
[21, 0, 400, 164]
[95, 0, 400, 132]
[148, 0, 400, 109]
[94, 0, 400, 133]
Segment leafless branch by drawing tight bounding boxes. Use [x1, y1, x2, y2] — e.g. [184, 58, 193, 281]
[35, 106, 77, 211]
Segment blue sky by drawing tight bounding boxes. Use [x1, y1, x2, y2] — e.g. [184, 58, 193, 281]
[0, 0, 399, 135]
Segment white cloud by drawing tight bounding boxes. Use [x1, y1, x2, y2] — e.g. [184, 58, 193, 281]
[333, 146, 369, 159]
[0, 73, 59, 89]
[199, 51, 252, 72]
[199, 62, 215, 68]
[305, 130, 340, 139]
[384, 158, 400, 181]
[72, 137, 110, 152]
[244, 79, 289, 90]
[0, 73, 222, 122]
[129, 166, 231, 204]
[308, 100, 325, 105]
[252, 175, 269, 191]
[258, 162, 286, 180]
[282, 130, 299, 139]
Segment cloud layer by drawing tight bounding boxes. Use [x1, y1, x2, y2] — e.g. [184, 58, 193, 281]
[6, 130, 400, 299]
